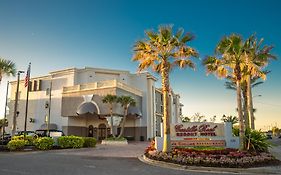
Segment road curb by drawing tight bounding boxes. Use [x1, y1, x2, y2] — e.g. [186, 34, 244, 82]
[138, 155, 281, 175]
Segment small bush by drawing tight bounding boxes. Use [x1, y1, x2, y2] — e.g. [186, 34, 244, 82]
[11, 135, 34, 146]
[58, 136, 84, 149]
[83, 137, 97, 147]
[246, 129, 270, 152]
[233, 128, 271, 152]
[34, 137, 54, 150]
[7, 140, 25, 151]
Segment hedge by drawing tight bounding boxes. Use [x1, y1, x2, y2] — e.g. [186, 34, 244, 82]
[83, 137, 97, 147]
[58, 136, 84, 148]
[34, 137, 54, 150]
[11, 135, 34, 146]
[7, 140, 25, 151]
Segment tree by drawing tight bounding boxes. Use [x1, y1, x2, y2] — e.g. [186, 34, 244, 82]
[116, 96, 136, 139]
[180, 116, 191, 123]
[203, 34, 247, 150]
[102, 94, 118, 138]
[244, 35, 276, 130]
[210, 115, 217, 122]
[224, 71, 270, 128]
[221, 115, 238, 125]
[0, 58, 16, 83]
[133, 25, 199, 152]
[272, 126, 280, 137]
[192, 112, 206, 122]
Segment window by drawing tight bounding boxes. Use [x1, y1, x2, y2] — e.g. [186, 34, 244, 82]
[33, 80, 37, 91]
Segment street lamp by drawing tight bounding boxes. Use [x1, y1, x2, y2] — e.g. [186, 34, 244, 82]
[12, 71, 25, 136]
[253, 95, 262, 98]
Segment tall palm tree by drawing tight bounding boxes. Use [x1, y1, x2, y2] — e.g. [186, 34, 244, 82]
[203, 34, 247, 150]
[244, 35, 276, 130]
[133, 25, 199, 152]
[224, 71, 270, 128]
[0, 58, 16, 83]
[102, 94, 118, 138]
[117, 96, 136, 139]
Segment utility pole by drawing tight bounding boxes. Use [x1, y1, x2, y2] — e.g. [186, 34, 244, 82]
[12, 71, 24, 136]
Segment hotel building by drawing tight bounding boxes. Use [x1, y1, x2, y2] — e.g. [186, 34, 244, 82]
[6, 67, 183, 140]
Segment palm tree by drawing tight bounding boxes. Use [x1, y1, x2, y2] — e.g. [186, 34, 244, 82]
[221, 115, 238, 125]
[116, 96, 136, 139]
[102, 94, 118, 138]
[203, 34, 247, 150]
[0, 58, 16, 83]
[244, 35, 276, 130]
[224, 71, 270, 128]
[133, 25, 199, 152]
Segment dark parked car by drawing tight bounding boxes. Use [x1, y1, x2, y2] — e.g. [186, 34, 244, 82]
[0, 134, 11, 145]
[266, 135, 273, 139]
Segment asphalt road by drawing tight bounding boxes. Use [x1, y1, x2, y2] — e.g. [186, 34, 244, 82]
[0, 151, 220, 175]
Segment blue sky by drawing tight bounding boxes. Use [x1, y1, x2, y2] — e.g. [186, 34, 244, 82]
[0, 0, 280, 130]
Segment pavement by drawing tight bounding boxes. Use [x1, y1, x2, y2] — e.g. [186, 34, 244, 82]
[53, 141, 149, 158]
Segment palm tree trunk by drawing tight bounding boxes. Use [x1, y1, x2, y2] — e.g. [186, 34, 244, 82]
[247, 76, 255, 130]
[110, 106, 115, 138]
[237, 80, 245, 150]
[117, 106, 128, 139]
[161, 62, 171, 152]
[242, 89, 249, 128]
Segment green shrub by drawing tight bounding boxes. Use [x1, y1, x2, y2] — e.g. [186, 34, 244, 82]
[34, 137, 54, 150]
[83, 137, 97, 147]
[7, 140, 25, 151]
[233, 128, 271, 152]
[11, 135, 34, 146]
[58, 136, 84, 149]
[246, 129, 271, 152]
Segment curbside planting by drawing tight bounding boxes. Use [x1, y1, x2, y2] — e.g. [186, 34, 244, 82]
[139, 154, 281, 175]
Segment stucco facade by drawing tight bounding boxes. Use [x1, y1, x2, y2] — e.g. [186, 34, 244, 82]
[6, 67, 183, 141]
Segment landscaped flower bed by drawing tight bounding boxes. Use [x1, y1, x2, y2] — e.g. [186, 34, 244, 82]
[145, 142, 280, 168]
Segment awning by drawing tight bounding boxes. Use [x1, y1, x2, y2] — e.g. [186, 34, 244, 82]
[77, 102, 99, 115]
[40, 123, 58, 130]
[127, 106, 142, 118]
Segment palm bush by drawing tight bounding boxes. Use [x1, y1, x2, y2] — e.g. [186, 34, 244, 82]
[245, 129, 271, 152]
[233, 128, 271, 152]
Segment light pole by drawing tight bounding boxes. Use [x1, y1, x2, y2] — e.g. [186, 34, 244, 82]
[12, 71, 25, 136]
[47, 79, 52, 136]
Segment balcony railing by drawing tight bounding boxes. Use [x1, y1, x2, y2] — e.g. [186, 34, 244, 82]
[63, 80, 142, 96]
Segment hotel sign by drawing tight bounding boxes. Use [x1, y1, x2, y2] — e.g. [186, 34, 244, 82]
[170, 122, 225, 147]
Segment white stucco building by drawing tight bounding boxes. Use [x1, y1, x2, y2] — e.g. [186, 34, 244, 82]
[6, 67, 183, 140]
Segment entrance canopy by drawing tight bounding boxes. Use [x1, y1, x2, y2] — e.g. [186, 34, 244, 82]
[77, 102, 99, 115]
